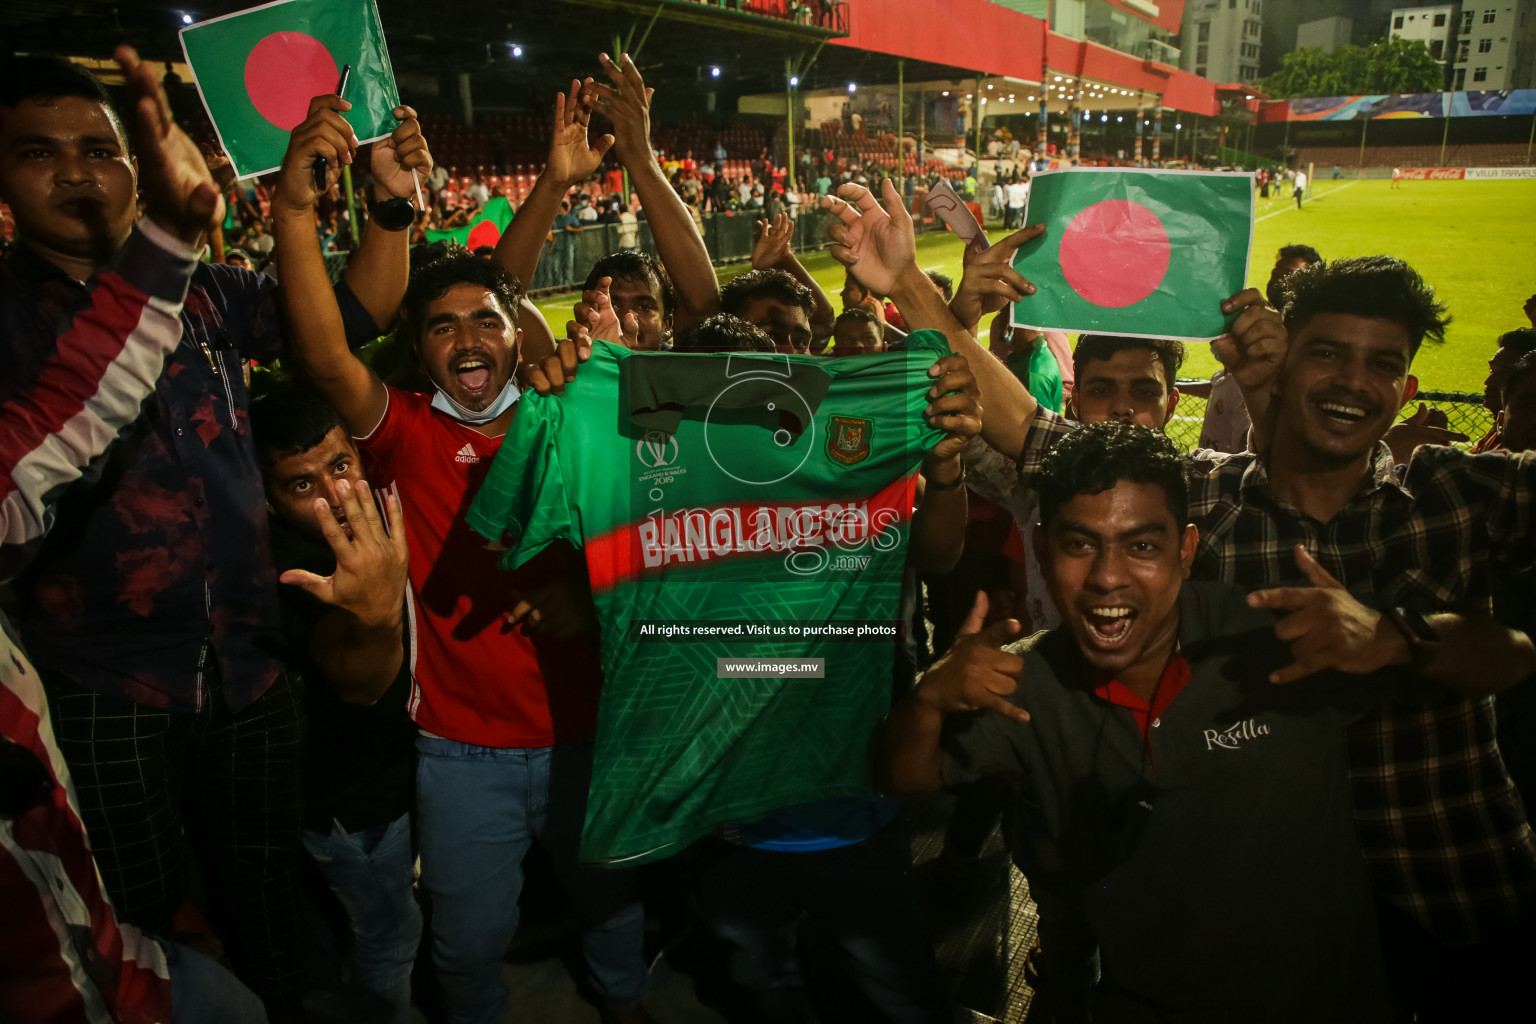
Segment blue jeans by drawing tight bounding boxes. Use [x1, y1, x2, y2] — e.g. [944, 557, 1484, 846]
[301, 813, 423, 1024]
[160, 938, 269, 1024]
[416, 737, 647, 1024]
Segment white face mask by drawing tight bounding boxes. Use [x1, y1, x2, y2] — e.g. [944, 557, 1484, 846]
[430, 376, 521, 425]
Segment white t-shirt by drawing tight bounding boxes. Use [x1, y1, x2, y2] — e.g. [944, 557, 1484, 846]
[1006, 181, 1029, 208]
[1294, 172, 1307, 190]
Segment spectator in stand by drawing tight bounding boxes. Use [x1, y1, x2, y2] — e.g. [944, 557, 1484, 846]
[577, 195, 600, 223]
[251, 383, 420, 1024]
[0, 53, 416, 1016]
[551, 198, 582, 286]
[737, 175, 753, 209]
[1196, 243, 1321, 453]
[247, 219, 275, 259]
[426, 161, 450, 205]
[271, 79, 654, 1024]
[1473, 328, 1536, 452]
[224, 246, 252, 269]
[465, 176, 490, 208]
[815, 167, 833, 198]
[991, 179, 1006, 223]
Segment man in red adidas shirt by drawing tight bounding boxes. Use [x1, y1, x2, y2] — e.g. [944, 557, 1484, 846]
[273, 88, 649, 1024]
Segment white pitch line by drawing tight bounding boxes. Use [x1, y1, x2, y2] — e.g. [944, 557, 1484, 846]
[1254, 181, 1356, 223]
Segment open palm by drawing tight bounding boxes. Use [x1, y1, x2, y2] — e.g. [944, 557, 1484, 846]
[821, 179, 915, 297]
[547, 79, 613, 187]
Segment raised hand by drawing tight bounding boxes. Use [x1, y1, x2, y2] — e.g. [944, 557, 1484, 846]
[113, 45, 223, 246]
[924, 354, 983, 462]
[275, 95, 358, 214]
[1385, 402, 1468, 463]
[370, 104, 433, 200]
[820, 178, 916, 298]
[1211, 288, 1287, 393]
[528, 323, 595, 397]
[588, 53, 654, 163]
[278, 479, 408, 631]
[752, 212, 794, 270]
[914, 592, 1030, 722]
[949, 225, 1043, 330]
[546, 80, 613, 188]
[1247, 545, 1407, 684]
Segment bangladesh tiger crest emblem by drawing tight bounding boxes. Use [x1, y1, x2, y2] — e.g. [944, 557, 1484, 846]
[826, 416, 872, 466]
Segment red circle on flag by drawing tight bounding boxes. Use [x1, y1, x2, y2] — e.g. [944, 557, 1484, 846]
[1058, 200, 1171, 308]
[244, 32, 340, 131]
[466, 220, 502, 250]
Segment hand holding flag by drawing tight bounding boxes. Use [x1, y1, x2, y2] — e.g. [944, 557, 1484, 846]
[369, 105, 433, 201]
[275, 95, 357, 214]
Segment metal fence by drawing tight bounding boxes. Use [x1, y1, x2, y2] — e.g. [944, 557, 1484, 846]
[1164, 386, 1493, 453]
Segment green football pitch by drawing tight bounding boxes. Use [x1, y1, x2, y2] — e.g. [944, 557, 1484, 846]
[533, 178, 1535, 394]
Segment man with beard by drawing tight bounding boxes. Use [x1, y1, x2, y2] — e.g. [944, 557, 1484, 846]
[272, 86, 650, 1024]
[831, 181, 1536, 1021]
[877, 422, 1506, 1022]
[0, 53, 413, 1015]
[1472, 327, 1536, 452]
[1196, 243, 1321, 453]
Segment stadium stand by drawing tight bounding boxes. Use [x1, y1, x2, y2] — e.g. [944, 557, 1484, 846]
[1296, 142, 1534, 170]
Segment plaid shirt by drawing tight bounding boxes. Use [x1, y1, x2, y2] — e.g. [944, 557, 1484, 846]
[966, 408, 1536, 943]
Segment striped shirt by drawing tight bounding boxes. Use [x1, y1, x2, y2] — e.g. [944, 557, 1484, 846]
[2, 221, 196, 1024]
[966, 407, 1536, 943]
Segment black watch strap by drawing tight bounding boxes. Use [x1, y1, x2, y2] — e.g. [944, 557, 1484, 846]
[367, 194, 416, 232]
[925, 464, 967, 492]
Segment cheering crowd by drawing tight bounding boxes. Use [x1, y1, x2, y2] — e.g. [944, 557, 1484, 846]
[3, 41, 1536, 1024]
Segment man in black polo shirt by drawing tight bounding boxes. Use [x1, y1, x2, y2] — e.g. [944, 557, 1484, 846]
[877, 423, 1525, 1022]
[251, 382, 419, 1024]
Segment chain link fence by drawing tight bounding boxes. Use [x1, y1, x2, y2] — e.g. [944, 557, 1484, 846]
[1164, 387, 1494, 452]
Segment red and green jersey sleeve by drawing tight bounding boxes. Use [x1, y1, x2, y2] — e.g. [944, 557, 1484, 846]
[469, 330, 948, 863]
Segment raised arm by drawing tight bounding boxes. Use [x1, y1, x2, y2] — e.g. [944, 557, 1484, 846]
[911, 354, 981, 575]
[753, 212, 835, 340]
[336, 105, 431, 333]
[495, 80, 613, 367]
[590, 53, 718, 332]
[1211, 288, 1288, 454]
[271, 96, 389, 435]
[823, 179, 1039, 457]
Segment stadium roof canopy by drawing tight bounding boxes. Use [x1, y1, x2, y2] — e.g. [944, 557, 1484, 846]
[1, 0, 1221, 116]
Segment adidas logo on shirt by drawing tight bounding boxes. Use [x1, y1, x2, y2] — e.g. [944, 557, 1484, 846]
[454, 442, 480, 465]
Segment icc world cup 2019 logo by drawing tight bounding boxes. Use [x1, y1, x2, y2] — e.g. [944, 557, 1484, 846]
[636, 430, 679, 468]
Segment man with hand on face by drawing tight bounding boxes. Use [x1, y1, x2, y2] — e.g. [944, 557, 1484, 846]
[251, 383, 420, 1024]
[878, 423, 1502, 1023]
[272, 85, 650, 1024]
[0, 51, 414, 1014]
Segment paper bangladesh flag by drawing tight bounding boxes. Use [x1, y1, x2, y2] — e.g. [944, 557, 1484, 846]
[1011, 168, 1253, 342]
[425, 198, 515, 251]
[180, 0, 399, 179]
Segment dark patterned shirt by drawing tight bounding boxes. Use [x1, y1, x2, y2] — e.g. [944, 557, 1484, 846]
[966, 408, 1536, 943]
[2, 242, 378, 714]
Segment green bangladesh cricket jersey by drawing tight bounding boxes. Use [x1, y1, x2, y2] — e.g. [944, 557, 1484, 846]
[467, 331, 947, 864]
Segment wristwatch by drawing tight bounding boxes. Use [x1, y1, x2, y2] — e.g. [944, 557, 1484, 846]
[366, 193, 416, 232]
[1385, 606, 1440, 671]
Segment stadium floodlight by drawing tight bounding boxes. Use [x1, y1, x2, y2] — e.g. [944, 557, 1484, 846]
[509, 43, 524, 58]
[1101, 114, 1109, 122]
[789, 76, 799, 87]
[1116, 116, 1123, 122]
[1175, 123, 1183, 130]
[710, 66, 721, 78]
[987, 83, 994, 90]
[848, 82, 857, 93]
[181, 11, 194, 23]
[1054, 76, 1062, 82]
[942, 90, 949, 96]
